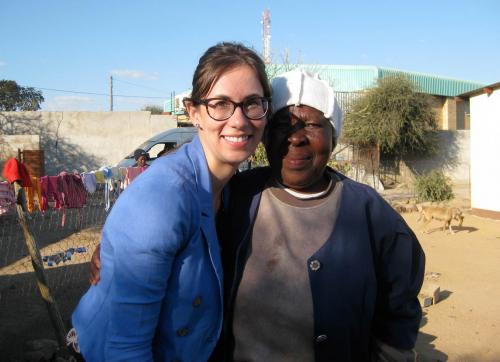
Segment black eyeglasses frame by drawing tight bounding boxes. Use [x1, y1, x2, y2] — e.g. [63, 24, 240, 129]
[190, 96, 271, 121]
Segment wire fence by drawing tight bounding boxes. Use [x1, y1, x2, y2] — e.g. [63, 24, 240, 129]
[0, 184, 117, 360]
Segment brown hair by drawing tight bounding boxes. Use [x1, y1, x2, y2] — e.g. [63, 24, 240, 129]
[188, 42, 271, 102]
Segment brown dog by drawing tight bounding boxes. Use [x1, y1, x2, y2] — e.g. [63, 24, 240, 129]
[417, 205, 464, 234]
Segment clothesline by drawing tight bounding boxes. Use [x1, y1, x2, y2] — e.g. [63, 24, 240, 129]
[1, 157, 148, 219]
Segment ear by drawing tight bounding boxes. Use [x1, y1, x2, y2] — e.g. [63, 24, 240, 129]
[185, 100, 201, 124]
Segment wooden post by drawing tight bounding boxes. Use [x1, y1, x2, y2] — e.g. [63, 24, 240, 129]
[13, 182, 68, 347]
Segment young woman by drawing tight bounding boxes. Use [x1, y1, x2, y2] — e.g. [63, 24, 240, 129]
[71, 42, 271, 361]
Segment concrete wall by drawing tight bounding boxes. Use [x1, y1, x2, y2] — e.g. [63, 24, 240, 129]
[428, 95, 470, 131]
[0, 135, 40, 155]
[429, 96, 445, 129]
[470, 89, 500, 215]
[0, 135, 41, 175]
[400, 130, 470, 185]
[0, 111, 177, 175]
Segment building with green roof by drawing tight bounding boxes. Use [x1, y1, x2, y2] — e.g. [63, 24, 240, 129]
[165, 64, 484, 130]
[268, 64, 484, 96]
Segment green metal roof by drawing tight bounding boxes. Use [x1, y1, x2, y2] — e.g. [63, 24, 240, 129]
[167, 65, 484, 113]
[267, 64, 485, 97]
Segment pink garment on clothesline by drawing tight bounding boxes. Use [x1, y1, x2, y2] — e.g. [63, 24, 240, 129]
[40, 176, 63, 211]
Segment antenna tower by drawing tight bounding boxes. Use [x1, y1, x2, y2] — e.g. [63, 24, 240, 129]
[261, 9, 271, 64]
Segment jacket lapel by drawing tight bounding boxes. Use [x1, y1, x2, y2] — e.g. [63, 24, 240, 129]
[186, 136, 224, 298]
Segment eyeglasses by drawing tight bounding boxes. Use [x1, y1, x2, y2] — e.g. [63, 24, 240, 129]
[194, 96, 270, 121]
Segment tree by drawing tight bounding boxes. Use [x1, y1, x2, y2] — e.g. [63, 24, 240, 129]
[342, 75, 437, 158]
[0, 80, 44, 111]
[141, 104, 163, 114]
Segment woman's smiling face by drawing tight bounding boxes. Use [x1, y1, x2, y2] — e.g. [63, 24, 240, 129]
[188, 65, 267, 173]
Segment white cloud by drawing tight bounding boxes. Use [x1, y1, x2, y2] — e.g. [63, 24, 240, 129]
[43, 95, 97, 111]
[0, 60, 6, 67]
[110, 69, 160, 81]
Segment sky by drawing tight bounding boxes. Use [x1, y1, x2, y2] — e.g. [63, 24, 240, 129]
[1, 0, 499, 112]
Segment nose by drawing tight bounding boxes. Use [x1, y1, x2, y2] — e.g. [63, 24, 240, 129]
[288, 124, 307, 146]
[227, 105, 249, 128]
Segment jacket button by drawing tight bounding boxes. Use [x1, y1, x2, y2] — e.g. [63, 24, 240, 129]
[193, 296, 202, 307]
[309, 259, 321, 271]
[315, 334, 328, 342]
[176, 327, 189, 337]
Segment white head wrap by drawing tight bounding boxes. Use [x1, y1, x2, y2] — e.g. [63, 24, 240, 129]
[271, 68, 343, 142]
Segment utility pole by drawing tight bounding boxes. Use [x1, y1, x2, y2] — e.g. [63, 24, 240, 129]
[109, 75, 113, 111]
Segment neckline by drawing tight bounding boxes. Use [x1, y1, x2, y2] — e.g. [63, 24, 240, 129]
[277, 178, 333, 200]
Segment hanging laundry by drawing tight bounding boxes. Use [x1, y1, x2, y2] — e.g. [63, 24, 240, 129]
[24, 176, 43, 213]
[58, 172, 87, 227]
[39, 175, 63, 211]
[0, 182, 16, 216]
[59, 172, 86, 209]
[81, 172, 97, 193]
[94, 170, 105, 183]
[2, 158, 33, 187]
[99, 167, 114, 211]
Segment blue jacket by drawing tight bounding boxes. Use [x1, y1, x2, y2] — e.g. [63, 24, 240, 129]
[219, 167, 425, 361]
[72, 136, 224, 362]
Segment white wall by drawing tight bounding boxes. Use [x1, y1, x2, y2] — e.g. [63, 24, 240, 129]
[0, 111, 177, 175]
[470, 89, 500, 213]
[403, 130, 470, 184]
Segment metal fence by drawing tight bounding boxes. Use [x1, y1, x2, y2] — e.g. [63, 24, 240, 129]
[0, 184, 116, 360]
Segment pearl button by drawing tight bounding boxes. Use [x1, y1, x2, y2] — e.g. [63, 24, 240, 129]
[309, 259, 321, 271]
[315, 334, 328, 342]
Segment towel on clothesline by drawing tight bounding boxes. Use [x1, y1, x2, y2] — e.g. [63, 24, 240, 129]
[2, 158, 32, 187]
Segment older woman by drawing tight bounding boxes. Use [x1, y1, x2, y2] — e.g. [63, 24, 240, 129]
[221, 69, 425, 361]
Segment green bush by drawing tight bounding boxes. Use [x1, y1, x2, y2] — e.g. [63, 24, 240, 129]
[414, 170, 454, 202]
[252, 143, 269, 166]
[327, 159, 351, 175]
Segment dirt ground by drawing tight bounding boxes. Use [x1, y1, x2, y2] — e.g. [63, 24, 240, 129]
[1, 186, 499, 361]
[380, 183, 500, 362]
[403, 211, 500, 361]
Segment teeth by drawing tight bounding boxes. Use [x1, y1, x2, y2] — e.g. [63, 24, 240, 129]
[224, 136, 249, 142]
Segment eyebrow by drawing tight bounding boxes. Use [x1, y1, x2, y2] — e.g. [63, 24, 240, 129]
[206, 93, 263, 100]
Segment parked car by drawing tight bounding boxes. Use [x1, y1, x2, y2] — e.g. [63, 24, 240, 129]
[117, 127, 197, 167]
[117, 126, 254, 171]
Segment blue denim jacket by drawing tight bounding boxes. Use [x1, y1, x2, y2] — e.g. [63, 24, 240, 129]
[72, 136, 223, 362]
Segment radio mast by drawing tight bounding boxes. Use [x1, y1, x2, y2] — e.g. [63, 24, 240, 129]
[261, 9, 271, 64]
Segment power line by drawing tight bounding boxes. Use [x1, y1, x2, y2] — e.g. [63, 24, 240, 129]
[113, 77, 169, 94]
[23, 85, 168, 99]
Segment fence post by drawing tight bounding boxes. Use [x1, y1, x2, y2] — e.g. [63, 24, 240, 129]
[13, 182, 68, 348]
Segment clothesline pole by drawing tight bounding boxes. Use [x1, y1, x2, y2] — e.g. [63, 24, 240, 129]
[13, 182, 68, 348]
